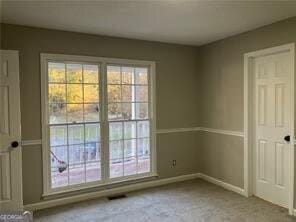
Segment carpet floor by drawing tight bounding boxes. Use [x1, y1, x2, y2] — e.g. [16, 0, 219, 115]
[34, 179, 296, 222]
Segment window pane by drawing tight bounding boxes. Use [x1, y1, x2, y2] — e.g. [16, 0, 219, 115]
[68, 124, 84, 145]
[69, 144, 84, 165]
[109, 140, 123, 178]
[109, 122, 123, 141]
[67, 84, 83, 103]
[69, 163, 85, 185]
[136, 86, 148, 102]
[122, 67, 133, 84]
[51, 146, 68, 167]
[49, 103, 67, 124]
[85, 143, 101, 182]
[51, 146, 68, 188]
[85, 143, 100, 162]
[50, 125, 67, 146]
[83, 64, 99, 83]
[124, 139, 137, 158]
[107, 66, 121, 84]
[84, 84, 99, 103]
[108, 103, 122, 120]
[109, 140, 123, 160]
[124, 157, 137, 176]
[69, 145, 85, 185]
[84, 104, 100, 122]
[48, 63, 65, 83]
[48, 84, 66, 103]
[122, 85, 132, 102]
[124, 121, 136, 139]
[67, 104, 83, 123]
[137, 138, 150, 174]
[135, 68, 148, 85]
[137, 121, 150, 138]
[108, 85, 121, 102]
[136, 103, 149, 119]
[110, 161, 123, 178]
[85, 124, 100, 142]
[86, 161, 101, 182]
[138, 138, 150, 156]
[122, 103, 132, 120]
[138, 155, 150, 174]
[67, 64, 82, 83]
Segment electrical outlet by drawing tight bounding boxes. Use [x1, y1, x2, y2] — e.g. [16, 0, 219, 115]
[172, 160, 177, 167]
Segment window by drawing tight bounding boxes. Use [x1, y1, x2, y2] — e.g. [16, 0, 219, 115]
[41, 54, 156, 194]
[107, 66, 151, 178]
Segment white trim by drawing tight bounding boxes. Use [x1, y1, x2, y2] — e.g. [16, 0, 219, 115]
[24, 172, 250, 211]
[291, 44, 295, 216]
[156, 127, 201, 134]
[156, 126, 244, 137]
[40, 53, 155, 68]
[21, 127, 244, 148]
[43, 172, 157, 197]
[150, 62, 157, 175]
[293, 209, 296, 217]
[41, 53, 50, 195]
[244, 43, 295, 215]
[21, 140, 42, 146]
[199, 127, 244, 137]
[40, 53, 157, 195]
[199, 173, 246, 196]
[24, 173, 200, 211]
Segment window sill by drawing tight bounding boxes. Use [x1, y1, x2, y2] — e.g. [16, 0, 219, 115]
[42, 173, 158, 200]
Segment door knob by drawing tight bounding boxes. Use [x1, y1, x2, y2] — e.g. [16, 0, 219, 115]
[11, 141, 19, 148]
[284, 135, 290, 142]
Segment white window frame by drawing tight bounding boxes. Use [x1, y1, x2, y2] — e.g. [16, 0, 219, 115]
[41, 53, 157, 196]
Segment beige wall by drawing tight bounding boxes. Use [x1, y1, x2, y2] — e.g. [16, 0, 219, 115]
[199, 132, 244, 188]
[198, 17, 296, 204]
[2, 16, 296, 208]
[0, 24, 200, 204]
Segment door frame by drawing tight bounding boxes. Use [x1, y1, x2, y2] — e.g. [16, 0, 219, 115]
[244, 43, 295, 215]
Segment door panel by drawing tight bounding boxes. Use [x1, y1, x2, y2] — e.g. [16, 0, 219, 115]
[275, 84, 284, 127]
[258, 140, 267, 182]
[254, 52, 291, 208]
[0, 50, 22, 210]
[258, 85, 267, 126]
[0, 86, 9, 135]
[275, 142, 284, 187]
[0, 153, 11, 201]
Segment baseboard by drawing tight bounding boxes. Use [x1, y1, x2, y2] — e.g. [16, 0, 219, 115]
[24, 173, 200, 211]
[24, 172, 293, 216]
[24, 173, 247, 211]
[199, 173, 246, 196]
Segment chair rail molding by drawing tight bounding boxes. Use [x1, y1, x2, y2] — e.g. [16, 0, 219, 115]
[21, 140, 42, 146]
[156, 127, 201, 134]
[199, 127, 244, 137]
[156, 127, 244, 137]
[22, 126, 244, 147]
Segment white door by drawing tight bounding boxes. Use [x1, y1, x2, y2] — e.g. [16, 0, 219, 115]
[0, 50, 23, 211]
[254, 50, 292, 207]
